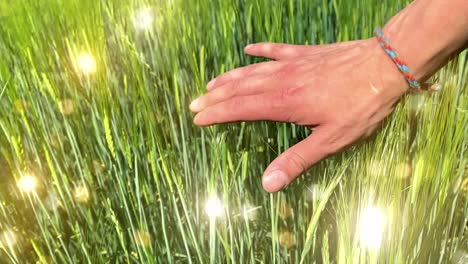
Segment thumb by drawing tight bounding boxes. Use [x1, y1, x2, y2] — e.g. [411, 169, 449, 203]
[262, 127, 329, 192]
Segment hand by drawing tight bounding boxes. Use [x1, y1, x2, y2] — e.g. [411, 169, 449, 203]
[190, 38, 409, 192]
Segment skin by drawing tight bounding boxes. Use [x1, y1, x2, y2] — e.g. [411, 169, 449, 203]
[190, 0, 468, 193]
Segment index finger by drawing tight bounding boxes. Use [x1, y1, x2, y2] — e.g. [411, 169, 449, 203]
[207, 61, 287, 90]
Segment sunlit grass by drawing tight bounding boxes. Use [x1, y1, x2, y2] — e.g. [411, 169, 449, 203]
[0, 0, 466, 263]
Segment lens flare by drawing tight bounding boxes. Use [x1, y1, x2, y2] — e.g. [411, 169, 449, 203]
[76, 52, 96, 75]
[305, 183, 325, 202]
[1, 230, 17, 248]
[45, 194, 61, 210]
[410, 93, 425, 113]
[133, 230, 152, 247]
[58, 99, 75, 115]
[73, 184, 90, 203]
[241, 205, 261, 221]
[359, 207, 385, 250]
[17, 174, 38, 193]
[134, 8, 154, 31]
[278, 201, 293, 220]
[279, 230, 296, 249]
[205, 196, 224, 219]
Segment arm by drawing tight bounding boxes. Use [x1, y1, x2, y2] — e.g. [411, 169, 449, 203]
[383, 0, 468, 83]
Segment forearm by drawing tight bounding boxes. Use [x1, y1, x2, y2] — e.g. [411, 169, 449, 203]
[383, 0, 468, 83]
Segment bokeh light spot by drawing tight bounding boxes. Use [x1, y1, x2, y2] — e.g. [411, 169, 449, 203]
[359, 207, 385, 250]
[242, 205, 261, 221]
[58, 99, 75, 115]
[133, 230, 152, 247]
[279, 230, 296, 249]
[73, 184, 90, 203]
[17, 174, 38, 193]
[205, 196, 224, 219]
[134, 8, 154, 31]
[76, 52, 96, 75]
[0, 230, 17, 248]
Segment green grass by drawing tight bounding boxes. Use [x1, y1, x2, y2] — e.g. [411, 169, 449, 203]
[0, 0, 466, 263]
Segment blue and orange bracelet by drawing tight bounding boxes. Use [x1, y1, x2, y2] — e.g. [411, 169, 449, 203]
[374, 28, 441, 92]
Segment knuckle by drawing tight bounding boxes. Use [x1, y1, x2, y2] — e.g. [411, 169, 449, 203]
[230, 79, 242, 91]
[231, 68, 244, 79]
[284, 151, 308, 174]
[274, 85, 300, 106]
[275, 61, 303, 79]
[229, 96, 244, 110]
[245, 66, 257, 76]
[278, 45, 297, 58]
[219, 86, 235, 99]
[219, 71, 232, 82]
[223, 68, 241, 82]
[262, 43, 274, 53]
[273, 44, 285, 56]
[270, 85, 303, 122]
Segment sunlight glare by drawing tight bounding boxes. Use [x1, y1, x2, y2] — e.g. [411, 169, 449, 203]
[76, 52, 97, 75]
[17, 174, 38, 193]
[359, 207, 385, 250]
[73, 184, 90, 203]
[134, 8, 154, 30]
[242, 205, 260, 221]
[205, 196, 224, 219]
[1, 230, 17, 248]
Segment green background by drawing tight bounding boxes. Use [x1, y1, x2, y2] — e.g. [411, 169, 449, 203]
[0, 0, 466, 263]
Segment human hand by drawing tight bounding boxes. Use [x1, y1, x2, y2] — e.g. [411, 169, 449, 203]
[190, 38, 410, 192]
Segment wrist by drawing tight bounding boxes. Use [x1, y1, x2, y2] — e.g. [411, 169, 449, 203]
[382, 0, 468, 83]
[367, 38, 410, 98]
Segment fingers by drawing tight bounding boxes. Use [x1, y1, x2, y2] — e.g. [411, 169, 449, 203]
[190, 74, 283, 112]
[207, 61, 287, 90]
[262, 127, 329, 192]
[243, 41, 360, 61]
[193, 88, 302, 126]
[244, 43, 313, 60]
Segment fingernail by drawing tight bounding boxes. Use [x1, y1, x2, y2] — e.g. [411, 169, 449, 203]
[262, 170, 289, 192]
[189, 97, 201, 112]
[245, 44, 254, 50]
[207, 79, 216, 89]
